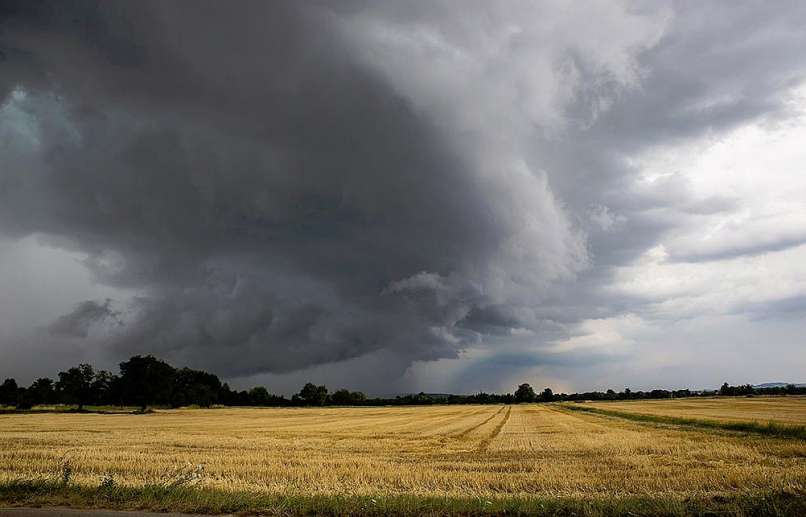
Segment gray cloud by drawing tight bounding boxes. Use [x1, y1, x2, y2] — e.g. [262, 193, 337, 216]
[1, 0, 591, 377]
[1, 1, 806, 391]
[47, 298, 119, 338]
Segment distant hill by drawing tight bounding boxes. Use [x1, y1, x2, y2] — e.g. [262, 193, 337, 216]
[753, 382, 806, 389]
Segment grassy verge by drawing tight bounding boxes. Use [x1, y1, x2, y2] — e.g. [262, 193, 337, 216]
[559, 404, 806, 440]
[0, 479, 804, 516]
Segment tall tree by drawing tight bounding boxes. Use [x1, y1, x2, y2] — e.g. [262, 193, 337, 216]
[350, 390, 366, 404]
[172, 367, 221, 407]
[0, 378, 18, 406]
[331, 389, 363, 405]
[14, 387, 36, 409]
[57, 364, 96, 410]
[29, 378, 56, 405]
[248, 386, 270, 406]
[541, 387, 554, 402]
[91, 371, 118, 405]
[297, 382, 328, 406]
[514, 383, 536, 403]
[119, 355, 176, 411]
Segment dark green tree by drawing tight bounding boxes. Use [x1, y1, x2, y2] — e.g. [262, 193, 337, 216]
[331, 389, 351, 405]
[411, 392, 433, 404]
[248, 386, 271, 406]
[172, 368, 221, 407]
[541, 387, 554, 402]
[298, 382, 328, 406]
[331, 389, 365, 405]
[720, 382, 732, 396]
[219, 383, 236, 406]
[57, 364, 96, 410]
[514, 383, 536, 403]
[91, 371, 118, 405]
[14, 387, 36, 409]
[350, 391, 366, 404]
[0, 378, 18, 406]
[119, 355, 176, 411]
[29, 378, 56, 405]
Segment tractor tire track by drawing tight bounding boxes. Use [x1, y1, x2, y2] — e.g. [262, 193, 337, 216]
[476, 406, 511, 452]
[454, 406, 505, 439]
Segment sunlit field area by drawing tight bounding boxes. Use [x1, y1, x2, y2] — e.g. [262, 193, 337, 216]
[577, 396, 806, 425]
[1, 403, 805, 514]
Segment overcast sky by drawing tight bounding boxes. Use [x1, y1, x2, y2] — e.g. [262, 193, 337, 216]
[1, 0, 805, 395]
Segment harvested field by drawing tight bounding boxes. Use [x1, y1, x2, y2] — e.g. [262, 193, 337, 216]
[575, 396, 806, 425]
[1, 403, 804, 505]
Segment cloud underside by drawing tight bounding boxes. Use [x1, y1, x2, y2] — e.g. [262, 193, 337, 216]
[1, 1, 806, 389]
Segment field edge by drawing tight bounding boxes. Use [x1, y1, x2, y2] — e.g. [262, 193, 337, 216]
[556, 403, 806, 440]
[1, 480, 805, 517]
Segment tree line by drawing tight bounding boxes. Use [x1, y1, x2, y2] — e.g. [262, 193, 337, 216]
[1, 355, 804, 411]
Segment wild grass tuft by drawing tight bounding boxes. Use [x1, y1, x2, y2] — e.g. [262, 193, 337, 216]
[0, 478, 804, 516]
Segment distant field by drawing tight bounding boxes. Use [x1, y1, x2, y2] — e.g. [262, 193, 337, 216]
[1, 403, 805, 515]
[0, 405, 141, 414]
[576, 396, 806, 425]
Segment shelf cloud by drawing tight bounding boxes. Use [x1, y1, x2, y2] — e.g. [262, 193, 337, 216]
[2, 1, 805, 392]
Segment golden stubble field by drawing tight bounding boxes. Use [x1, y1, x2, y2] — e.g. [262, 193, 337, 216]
[1, 401, 805, 499]
[578, 396, 806, 425]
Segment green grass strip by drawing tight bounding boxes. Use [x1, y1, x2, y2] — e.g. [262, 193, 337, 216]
[559, 404, 806, 440]
[1, 479, 805, 516]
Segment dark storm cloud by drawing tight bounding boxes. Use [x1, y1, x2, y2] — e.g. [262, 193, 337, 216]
[0, 0, 589, 376]
[2, 1, 806, 388]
